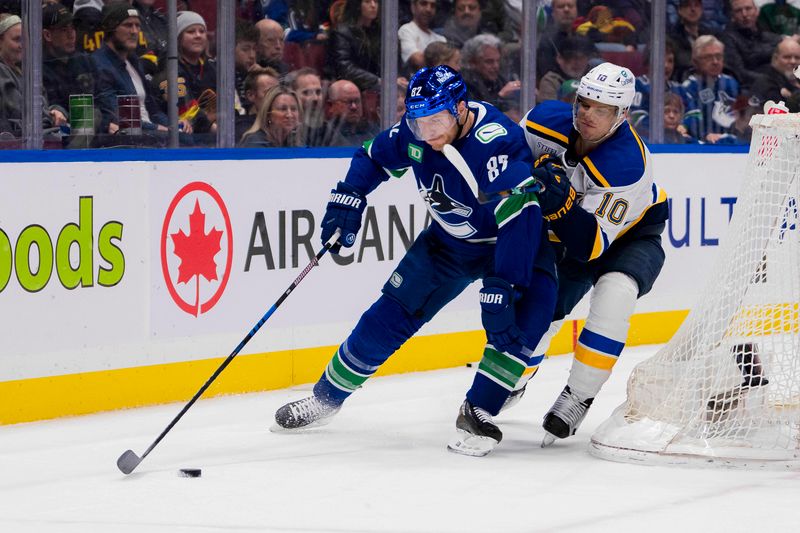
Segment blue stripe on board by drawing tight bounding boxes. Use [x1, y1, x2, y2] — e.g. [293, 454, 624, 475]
[0, 144, 745, 163]
[578, 328, 626, 356]
[646, 144, 749, 154]
[0, 146, 358, 163]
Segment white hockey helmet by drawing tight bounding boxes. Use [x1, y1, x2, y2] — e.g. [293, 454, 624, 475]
[573, 62, 636, 138]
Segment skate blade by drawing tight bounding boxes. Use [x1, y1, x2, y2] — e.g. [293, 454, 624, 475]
[447, 430, 498, 457]
[540, 432, 557, 448]
[269, 417, 336, 433]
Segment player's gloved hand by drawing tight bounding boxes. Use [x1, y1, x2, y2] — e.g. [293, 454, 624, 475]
[321, 181, 367, 253]
[480, 277, 527, 354]
[532, 154, 576, 221]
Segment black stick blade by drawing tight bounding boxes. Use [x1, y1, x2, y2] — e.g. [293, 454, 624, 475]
[117, 450, 142, 475]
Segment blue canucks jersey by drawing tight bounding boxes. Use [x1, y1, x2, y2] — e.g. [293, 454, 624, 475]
[681, 73, 740, 140]
[342, 101, 546, 287]
[629, 75, 697, 136]
[521, 100, 668, 262]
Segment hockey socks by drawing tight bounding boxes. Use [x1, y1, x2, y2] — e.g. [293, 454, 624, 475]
[314, 340, 379, 405]
[467, 345, 540, 416]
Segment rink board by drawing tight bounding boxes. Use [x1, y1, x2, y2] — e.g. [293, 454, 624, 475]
[0, 149, 744, 423]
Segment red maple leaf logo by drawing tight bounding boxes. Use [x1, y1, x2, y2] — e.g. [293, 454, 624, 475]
[171, 200, 223, 316]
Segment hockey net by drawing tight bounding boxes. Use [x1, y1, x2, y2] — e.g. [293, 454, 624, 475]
[590, 114, 800, 469]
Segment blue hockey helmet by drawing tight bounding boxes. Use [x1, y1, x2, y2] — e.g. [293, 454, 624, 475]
[405, 65, 467, 120]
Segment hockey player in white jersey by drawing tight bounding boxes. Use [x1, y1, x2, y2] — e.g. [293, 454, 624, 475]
[511, 62, 669, 445]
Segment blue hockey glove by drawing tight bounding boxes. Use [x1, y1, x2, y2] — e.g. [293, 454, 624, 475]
[480, 277, 527, 353]
[532, 154, 576, 221]
[321, 182, 367, 253]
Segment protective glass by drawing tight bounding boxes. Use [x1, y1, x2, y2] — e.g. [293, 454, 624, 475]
[406, 110, 456, 141]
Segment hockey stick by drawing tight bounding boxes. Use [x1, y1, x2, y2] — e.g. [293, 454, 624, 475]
[442, 143, 544, 204]
[116, 230, 341, 475]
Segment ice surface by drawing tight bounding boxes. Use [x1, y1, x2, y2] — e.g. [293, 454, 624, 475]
[1, 345, 797, 532]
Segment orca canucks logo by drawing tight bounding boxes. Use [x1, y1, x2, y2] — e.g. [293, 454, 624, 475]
[420, 174, 477, 238]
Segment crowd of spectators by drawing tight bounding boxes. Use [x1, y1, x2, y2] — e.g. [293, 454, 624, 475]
[1, 0, 798, 148]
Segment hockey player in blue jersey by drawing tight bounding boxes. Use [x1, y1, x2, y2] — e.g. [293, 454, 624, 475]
[509, 62, 669, 445]
[272, 65, 560, 456]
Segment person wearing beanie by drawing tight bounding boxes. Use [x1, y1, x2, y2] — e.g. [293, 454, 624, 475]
[91, 2, 168, 137]
[73, 0, 104, 53]
[0, 13, 67, 138]
[152, 10, 217, 145]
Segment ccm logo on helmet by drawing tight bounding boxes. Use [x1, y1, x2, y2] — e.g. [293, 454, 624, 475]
[330, 193, 363, 209]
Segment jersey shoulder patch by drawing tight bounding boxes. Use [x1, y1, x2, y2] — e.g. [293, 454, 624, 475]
[524, 100, 573, 148]
[581, 123, 647, 188]
[475, 122, 508, 144]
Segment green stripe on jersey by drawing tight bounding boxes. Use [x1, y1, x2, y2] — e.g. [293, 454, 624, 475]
[325, 351, 372, 392]
[386, 167, 409, 178]
[363, 138, 374, 154]
[477, 347, 526, 389]
[494, 193, 540, 229]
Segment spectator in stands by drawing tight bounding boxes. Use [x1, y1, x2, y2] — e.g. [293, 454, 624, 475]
[286, 67, 327, 146]
[758, 0, 800, 36]
[256, 18, 290, 75]
[73, 0, 104, 54]
[661, 92, 698, 143]
[721, 0, 782, 89]
[153, 11, 216, 142]
[286, 0, 332, 42]
[236, 65, 280, 143]
[574, 5, 638, 49]
[536, 0, 578, 79]
[235, 21, 260, 106]
[92, 2, 168, 135]
[438, 0, 483, 49]
[629, 39, 696, 133]
[641, 91, 699, 143]
[605, 0, 652, 40]
[330, 0, 382, 90]
[667, 0, 728, 33]
[324, 78, 380, 146]
[682, 34, 740, 143]
[751, 36, 800, 106]
[670, 0, 719, 82]
[0, 13, 66, 137]
[42, 3, 97, 115]
[399, 0, 447, 73]
[133, 0, 168, 76]
[461, 33, 520, 113]
[239, 85, 304, 148]
[537, 35, 595, 103]
[423, 40, 460, 69]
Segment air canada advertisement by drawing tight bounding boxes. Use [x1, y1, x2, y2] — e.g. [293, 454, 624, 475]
[0, 152, 752, 380]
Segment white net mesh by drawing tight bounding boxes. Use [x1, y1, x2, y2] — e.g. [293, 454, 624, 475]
[590, 114, 800, 469]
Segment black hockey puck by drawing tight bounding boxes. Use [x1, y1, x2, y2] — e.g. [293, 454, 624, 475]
[178, 468, 202, 478]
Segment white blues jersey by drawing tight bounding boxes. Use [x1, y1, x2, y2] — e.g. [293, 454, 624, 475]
[521, 100, 668, 261]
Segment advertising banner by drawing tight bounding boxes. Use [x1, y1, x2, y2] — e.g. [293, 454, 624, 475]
[0, 152, 751, 384]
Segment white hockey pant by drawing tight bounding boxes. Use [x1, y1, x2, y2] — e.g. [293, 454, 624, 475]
[514, 272, 639, 399]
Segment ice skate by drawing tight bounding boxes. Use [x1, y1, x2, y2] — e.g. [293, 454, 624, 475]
[271, 395, 341, 432]
[541, 386, 594, 447]
[447, 400, 502, 457]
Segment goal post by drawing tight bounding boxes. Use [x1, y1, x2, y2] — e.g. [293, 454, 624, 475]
[590, 113, 800, 469]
